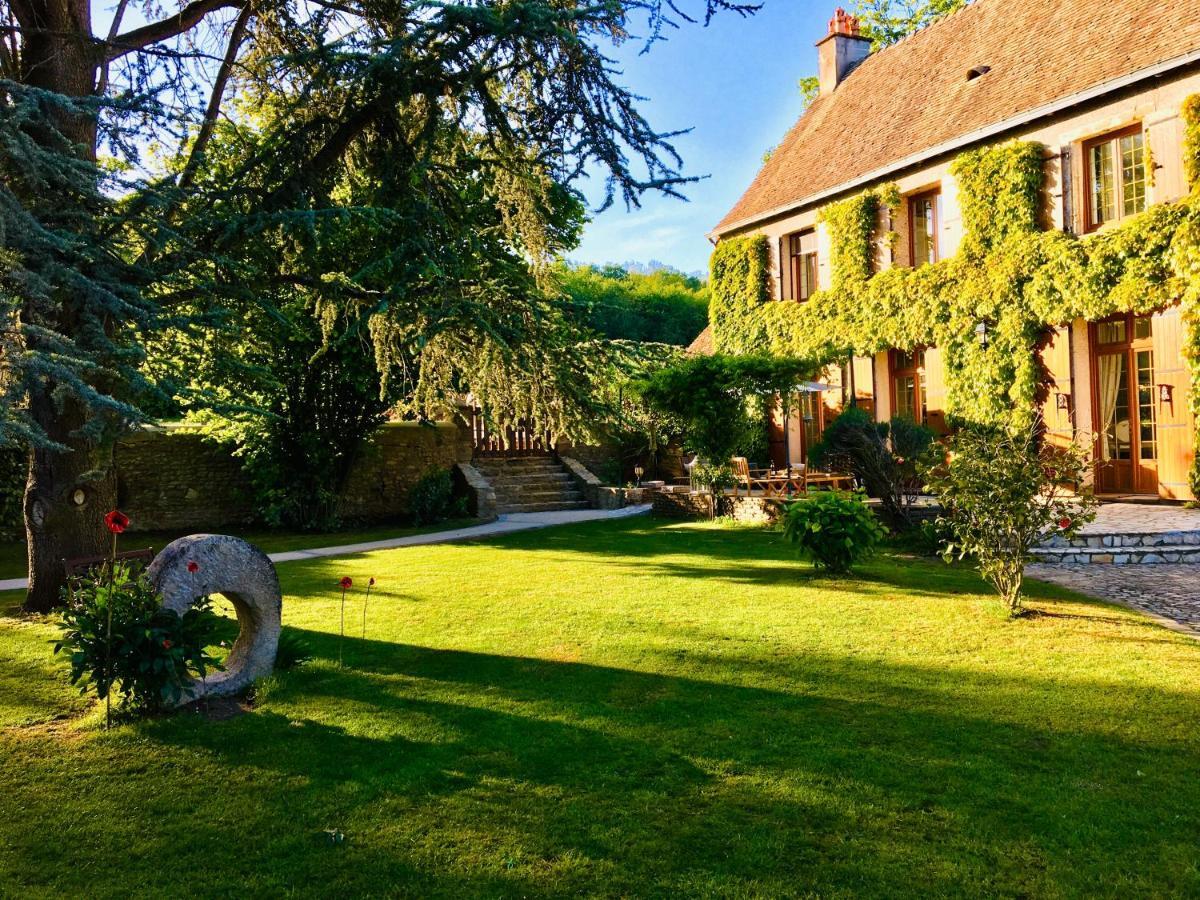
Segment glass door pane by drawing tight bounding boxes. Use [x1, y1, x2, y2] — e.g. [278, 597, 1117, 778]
[1136, 350, 1157, 461]
[1097, 352, 1130, 462]
[1090, 141, 1116, 226]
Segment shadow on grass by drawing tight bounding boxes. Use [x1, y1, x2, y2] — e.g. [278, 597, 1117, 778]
[128, 620, 1200, 895]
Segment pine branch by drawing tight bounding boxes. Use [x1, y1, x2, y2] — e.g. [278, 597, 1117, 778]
[105, 0, 245, 62]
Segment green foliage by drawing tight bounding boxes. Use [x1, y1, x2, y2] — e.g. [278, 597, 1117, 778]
[1184, 94, 1200, 190]
[809, 407, 936, 528]
[556, 263, 709, 345]
[54, 563, 224, 712]
[407, 468, 467, 526]
[709, 235, 771, 352]
[925, 422, 1097, 615]
[799, 76, 820, 111]
[191, 304, 396, 532]
[0, 445, 22, 542]
[637, 353, 816, 462]
[820, 190, 882, 291]
[851, 0, 972, 50]
[692, 462, 738, 492]
[273, 628, 314, 671]
[783, 490, 885, 574]
[954, 141, 1045, 253]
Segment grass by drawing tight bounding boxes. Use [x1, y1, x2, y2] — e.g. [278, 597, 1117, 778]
[1, 517, 1199, 896]
[0, 518, 477, 582]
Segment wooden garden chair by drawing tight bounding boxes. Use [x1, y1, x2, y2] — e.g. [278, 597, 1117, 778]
[730, 457, 806, 498]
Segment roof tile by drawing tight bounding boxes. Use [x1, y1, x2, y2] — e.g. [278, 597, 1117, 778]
[715, 0, 1200, 234]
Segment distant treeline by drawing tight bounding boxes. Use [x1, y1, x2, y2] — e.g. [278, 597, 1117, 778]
[557, 263, 709, 346]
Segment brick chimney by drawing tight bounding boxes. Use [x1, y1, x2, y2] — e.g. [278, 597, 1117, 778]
[816, 8, 871, 96]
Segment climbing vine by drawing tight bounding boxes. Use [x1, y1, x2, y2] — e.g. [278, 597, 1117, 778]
[710, 95, 1200, 492]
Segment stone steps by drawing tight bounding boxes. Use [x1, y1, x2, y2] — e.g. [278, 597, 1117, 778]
[1029, 545, 1200, 565]
[501, 500, 592, 513]
[473, 456, 593, 515]
[1033, 529, 1200, 565]
[1039, 531, 1200, 550]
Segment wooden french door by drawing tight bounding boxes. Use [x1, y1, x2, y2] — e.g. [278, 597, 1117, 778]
[1091, 313, 1158, 494]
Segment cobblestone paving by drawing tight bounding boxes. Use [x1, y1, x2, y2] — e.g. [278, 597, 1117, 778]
[1078, 503, 1200, 534]
[1026, 563, 1200, 636]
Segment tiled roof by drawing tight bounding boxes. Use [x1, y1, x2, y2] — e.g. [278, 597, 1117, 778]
[686, 324, 715, 355]
[714, 0, 1200, 235]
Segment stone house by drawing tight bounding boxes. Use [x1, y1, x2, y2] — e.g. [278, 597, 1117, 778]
[708, 0, 1200, 501]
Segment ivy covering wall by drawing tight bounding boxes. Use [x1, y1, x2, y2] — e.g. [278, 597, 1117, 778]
[710, 96, 1200, 492]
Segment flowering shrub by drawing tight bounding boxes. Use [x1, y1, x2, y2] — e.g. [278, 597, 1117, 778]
[55, 561, 224, 713]
[924, 421, 1097, 615]
[782, 491, 885, 575]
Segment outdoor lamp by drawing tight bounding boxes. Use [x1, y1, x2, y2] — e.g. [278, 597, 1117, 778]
[633, 464, 645, 486]
[975, 321, 990, 349]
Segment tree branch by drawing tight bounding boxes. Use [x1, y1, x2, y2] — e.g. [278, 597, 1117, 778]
[177, 1, 252, 192]
[97, 0, 131, 93]
[105, 0, 244, 61]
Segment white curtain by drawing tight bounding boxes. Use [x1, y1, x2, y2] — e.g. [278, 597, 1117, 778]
[1097, 353, 1123, 462]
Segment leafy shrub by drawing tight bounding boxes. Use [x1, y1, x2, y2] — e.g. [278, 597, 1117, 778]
[0, 443, 23, 542]
[274, 628, 314, 671]
[55, 563, 224, 713]
[637, 353, 815, 462]
[692, 462, 737, 493]
[924, 422, 1097, 615]
[782, 491, 885, 574]
[407, 467, 466, 525]
[809, 407, 936, 529]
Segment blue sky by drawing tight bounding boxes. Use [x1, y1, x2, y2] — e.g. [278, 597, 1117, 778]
[571, 1, 834, 275]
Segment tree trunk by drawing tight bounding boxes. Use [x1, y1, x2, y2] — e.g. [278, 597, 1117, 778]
[16, 0, 112, 612]
[23, 393, 117, 613]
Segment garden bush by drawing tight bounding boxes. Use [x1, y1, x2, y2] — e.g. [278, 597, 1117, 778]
[809, 407, 936, 528]
[924, 421, 1097, 615]
[0, 444, 23, 542]
[55, 562, 224, 714]
[407, 468, 466, 525]
[637, 353, 815, 463]
[782, 491, 885, 574]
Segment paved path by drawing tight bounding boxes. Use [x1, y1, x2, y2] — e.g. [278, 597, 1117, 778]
[1027, 563, 1200, 637]
[1076, 503, 1200, 535]
[0, 505, 652, 593]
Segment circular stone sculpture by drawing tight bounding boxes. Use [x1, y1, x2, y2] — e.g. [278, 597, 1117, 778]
[147, 534, 282, 700]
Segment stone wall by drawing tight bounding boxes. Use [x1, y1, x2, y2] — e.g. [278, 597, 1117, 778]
[116, 428, 256, 532]
[337, 422, 473, 521]
[651, 490, 785, 524]
[115, 421, 473, 532]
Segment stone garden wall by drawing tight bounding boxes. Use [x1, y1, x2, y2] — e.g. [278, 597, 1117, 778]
[651, 490, 785, 524]
[114, 421, 473, 532]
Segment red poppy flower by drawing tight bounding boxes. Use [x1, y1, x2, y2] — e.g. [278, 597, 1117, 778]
[339, 576, 352, 589]
[162, 639, 172, 650]
[187, 561, 200, 573]
[1058, 517, 1072, 530]
[104, 509, 129, 534]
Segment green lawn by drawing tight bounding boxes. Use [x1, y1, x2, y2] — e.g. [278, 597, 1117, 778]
[0, 518, 477, 582]
[2, 517, 1199, 896]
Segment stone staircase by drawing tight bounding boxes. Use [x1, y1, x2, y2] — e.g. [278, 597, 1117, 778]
[472, 456, 591, 514]
[1030, 504, 1200, 565]
[1031, 531, 1200, 565]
